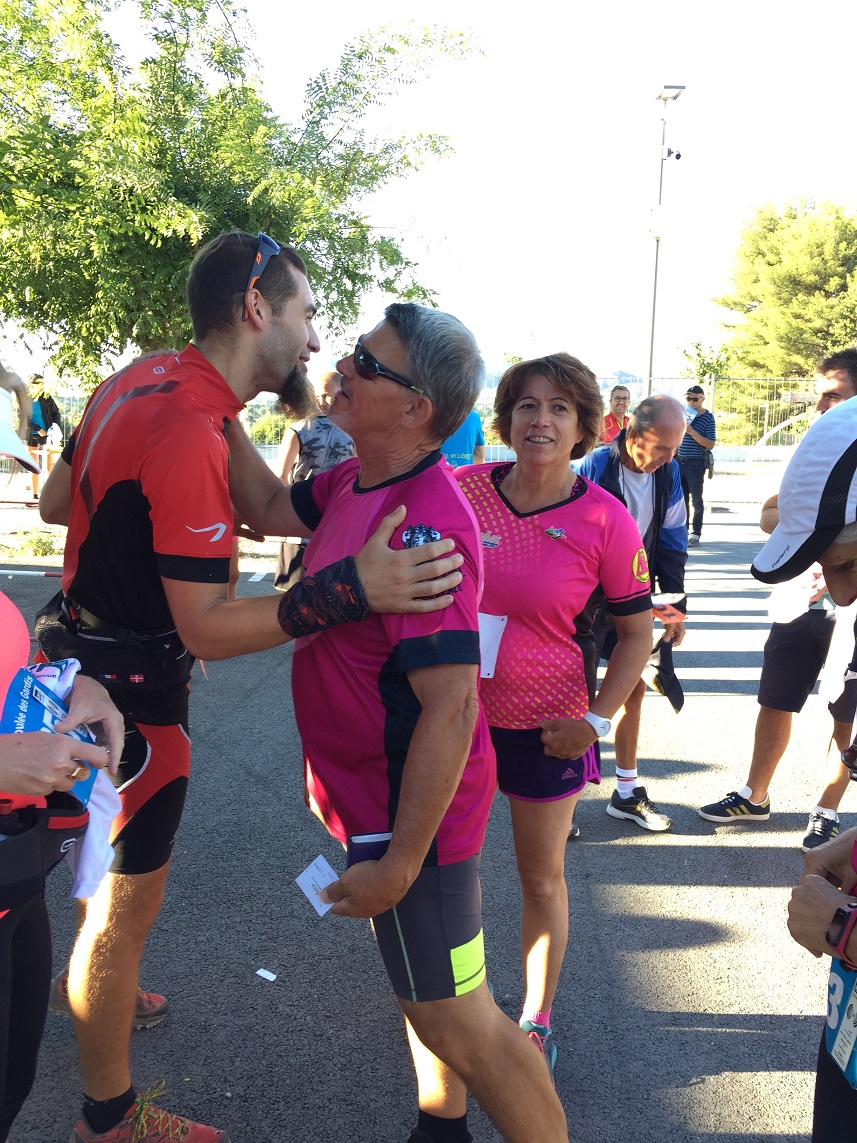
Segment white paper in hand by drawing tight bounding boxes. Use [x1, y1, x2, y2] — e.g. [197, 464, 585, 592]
[295, 854, 338, 917]
[478, 613, 507, 679]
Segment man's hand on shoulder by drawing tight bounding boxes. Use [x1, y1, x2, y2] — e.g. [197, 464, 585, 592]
[355, 505, 464, 614]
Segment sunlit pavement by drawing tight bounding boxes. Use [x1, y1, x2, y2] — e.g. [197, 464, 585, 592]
[6, 503, 831, 1142]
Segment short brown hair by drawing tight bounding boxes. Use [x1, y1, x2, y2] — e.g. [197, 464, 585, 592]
[819, 349, 857, 393]
[186, 230, 308, 342]
[492, 353, 602, 460]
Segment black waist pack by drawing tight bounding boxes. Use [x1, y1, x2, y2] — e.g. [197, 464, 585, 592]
[0, 793, 89, 910]
[35, 591, 194, 691]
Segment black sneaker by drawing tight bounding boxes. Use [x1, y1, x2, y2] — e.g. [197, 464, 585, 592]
[606, 786, 671, 831]
[801, 812, 839, 852]
[408, 1133, 473, 1143]
[698, 790, 770, 823]
[567, 822, 581, 842]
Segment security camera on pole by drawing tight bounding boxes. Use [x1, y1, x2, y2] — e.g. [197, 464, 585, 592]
[646, 84, 685, 398]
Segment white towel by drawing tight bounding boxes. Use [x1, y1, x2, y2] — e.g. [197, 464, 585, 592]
[65, 770, 121, 898]
[27, 658, 120, 898]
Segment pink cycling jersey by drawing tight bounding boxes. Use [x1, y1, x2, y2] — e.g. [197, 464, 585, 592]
[290, 453, 495, 866]
[456, 463, 652, 729]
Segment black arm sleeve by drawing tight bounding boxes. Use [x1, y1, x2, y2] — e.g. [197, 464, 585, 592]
[277, 555, 368, 639]
[290, 476, 321, 532]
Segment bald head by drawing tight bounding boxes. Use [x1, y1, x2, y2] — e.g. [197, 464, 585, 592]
[315, 371, 342, 412]
[624, 394, 687, 473]
[631, 394, 687, 436]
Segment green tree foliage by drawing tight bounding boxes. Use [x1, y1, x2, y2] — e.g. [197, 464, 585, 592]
[679, 339, 811, 448]
[718, 200, 857, 376]
[0, 0, 470, 385]
[245, 405, 288, 446]
[680, 341, 733, 381]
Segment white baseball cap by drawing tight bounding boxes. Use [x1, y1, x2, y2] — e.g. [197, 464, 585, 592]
[752, 396, 857, 584]
[0, 389, 40, 473]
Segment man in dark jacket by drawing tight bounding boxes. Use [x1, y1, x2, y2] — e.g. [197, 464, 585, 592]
[26, 373, 62, 500]
[577, 394, 688, 832]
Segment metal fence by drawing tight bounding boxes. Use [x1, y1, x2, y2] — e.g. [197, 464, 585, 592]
[1, 380, 812, 508]
[650, 375, 812, 505]
[0, 392, 89, 478]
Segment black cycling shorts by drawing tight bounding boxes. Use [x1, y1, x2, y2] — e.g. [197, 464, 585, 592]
[372, 856, 486, 1003]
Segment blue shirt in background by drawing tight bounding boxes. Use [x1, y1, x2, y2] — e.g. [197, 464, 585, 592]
[442, 409, 485, 468]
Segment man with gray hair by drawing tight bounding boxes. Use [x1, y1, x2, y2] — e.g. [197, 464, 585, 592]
[228, 303, 568, 1143]
[576, 394, 688, 832]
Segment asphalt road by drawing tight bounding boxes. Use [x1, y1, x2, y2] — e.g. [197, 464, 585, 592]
[3, 504, 846, 1143]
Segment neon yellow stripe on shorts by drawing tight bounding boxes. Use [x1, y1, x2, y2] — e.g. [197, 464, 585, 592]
[450, 929, 486, 996]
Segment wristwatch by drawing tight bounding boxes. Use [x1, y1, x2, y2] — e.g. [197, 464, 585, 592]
[582, 711, 612, 738]
[826, 900, 857, 964]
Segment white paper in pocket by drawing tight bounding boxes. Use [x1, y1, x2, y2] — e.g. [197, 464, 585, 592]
[478, 613, 508, 679]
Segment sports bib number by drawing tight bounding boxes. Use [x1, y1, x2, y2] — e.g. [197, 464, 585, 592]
[826, 960, 857, 1088]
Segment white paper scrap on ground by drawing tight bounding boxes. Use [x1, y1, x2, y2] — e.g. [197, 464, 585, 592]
[478, 613, 507, 678]
[256, 968, 277, 982]
[295, 854, 338, 916]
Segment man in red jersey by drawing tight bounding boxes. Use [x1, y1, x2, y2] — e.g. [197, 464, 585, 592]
[36, 232, 463, 1143]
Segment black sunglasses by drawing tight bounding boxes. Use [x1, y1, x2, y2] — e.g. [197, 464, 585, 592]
[354, 338, 425, 395]
[242, 232, 282, 321]
[686, 396, 702, 403]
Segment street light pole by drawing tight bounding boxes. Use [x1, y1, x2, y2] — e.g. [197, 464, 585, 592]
[646, 85, 684, 397]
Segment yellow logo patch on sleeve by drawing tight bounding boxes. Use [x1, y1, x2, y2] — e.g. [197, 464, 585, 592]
[632, 547, 651, 583]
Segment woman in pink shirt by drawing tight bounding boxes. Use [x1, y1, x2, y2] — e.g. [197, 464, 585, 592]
[456, 354, 652, 1081]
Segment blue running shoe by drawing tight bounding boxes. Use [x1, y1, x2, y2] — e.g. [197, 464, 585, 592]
[698, 790, 770, 823]
[802, 811, 839, 852]
[521, 1019, 557, 1084]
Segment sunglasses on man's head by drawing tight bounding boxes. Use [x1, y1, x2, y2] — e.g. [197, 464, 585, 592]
[354, 338, 425, 395]
[686, 396, 702, 403]
[242, 232, 282, 321]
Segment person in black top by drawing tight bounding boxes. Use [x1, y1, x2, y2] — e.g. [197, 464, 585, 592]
[26, 374, 62, 500]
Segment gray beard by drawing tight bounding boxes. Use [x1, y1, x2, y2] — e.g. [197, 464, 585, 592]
[279, 366, 314, 419]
